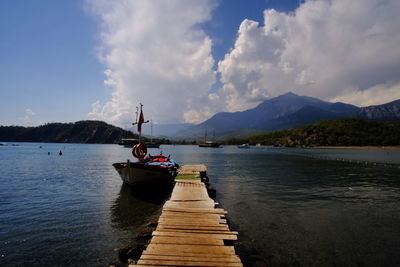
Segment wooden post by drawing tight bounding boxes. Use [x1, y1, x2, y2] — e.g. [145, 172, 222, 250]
[127, 159, 132, 181]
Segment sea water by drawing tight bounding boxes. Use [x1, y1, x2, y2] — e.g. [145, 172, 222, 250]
[1, 143, 399, 266]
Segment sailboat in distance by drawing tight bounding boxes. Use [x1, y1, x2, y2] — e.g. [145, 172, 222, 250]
[198, 130, 221, 148]
[146, 120, 161, 148]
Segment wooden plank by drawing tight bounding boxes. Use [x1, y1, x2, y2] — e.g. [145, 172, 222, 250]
[159, 215, 225, 221]
[152, 231, 237, 240]
[158, 219, 227, 226]
[164, 201, 216, 209]
[137, 259, 242, 266]
[159, 217, 227, 224]
[162, 207, 227, 214]
[155, 228, 238, 235]
[178, 164, 207, 174]
[160, 212, 223, 219]
[142, 250, 240, 258]
[157, 225, 230, 231]
[139, 254, 241, 262]
[158, 220, 226, 226]
[145, 244, 236, 255]
[150, 236, 224, 245]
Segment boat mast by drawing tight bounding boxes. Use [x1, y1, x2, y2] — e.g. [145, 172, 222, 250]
[150, 119, 153, 143]
[132, 103, 149, 143]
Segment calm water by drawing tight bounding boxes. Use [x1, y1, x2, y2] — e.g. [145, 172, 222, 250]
[1, 143, 400, 266]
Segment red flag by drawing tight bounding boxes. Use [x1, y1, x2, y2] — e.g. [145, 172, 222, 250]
[137, 108, 144, 133]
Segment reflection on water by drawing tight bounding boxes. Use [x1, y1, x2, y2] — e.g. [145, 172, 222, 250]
[110, 183, 172, 230]
[204, 148, 400, 267]
[1, 143, 400, 267]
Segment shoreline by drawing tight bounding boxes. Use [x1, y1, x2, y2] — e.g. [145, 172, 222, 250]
[309, 145, 400, 150]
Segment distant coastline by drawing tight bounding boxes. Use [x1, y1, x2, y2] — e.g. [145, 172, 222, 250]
[310, 145, 400, 150]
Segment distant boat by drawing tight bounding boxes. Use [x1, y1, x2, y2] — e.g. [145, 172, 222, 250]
[146, 142, 161, 148]
[146, 120, 161, 148]
[113, 104, 178, 186]
[238, 143, 250, 148]
[198, 130, 221, 148]
[199, 141, 221, 148]
[118, 138, 139, 147]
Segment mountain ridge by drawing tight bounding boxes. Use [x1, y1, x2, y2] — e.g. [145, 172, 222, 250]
[0, 120, 137, 144]
[172, 92, 400, 139]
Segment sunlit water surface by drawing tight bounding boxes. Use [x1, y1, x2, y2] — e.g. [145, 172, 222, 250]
[1, 143, 399, 266]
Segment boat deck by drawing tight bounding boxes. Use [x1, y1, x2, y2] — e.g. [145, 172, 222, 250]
[131, 164, 243, 266]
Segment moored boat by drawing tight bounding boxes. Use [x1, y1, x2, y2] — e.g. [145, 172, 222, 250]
[118, 138, 139, 147]
[199, 141, 221, 147]
[145, 142, 161, 148]
[113, 104, 179, 186]
[113, 154, 178, 185]
[238, 143, 250, 148]
[198, 130, 221, 148]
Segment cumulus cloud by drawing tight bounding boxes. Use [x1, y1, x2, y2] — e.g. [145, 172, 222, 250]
[217, 0, 400, 111]
[18, 108, 38, 126]
[86, 0, 216, 125]
[87, 0, 400, 126]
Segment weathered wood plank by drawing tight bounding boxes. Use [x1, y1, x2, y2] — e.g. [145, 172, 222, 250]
[152, 230, 238, 240]
[162, 207, 227, 214]
[156, 228, 238, 235]
[145, 244, 236, 255]
[157, 225, 230, 231]
[160, 212, 223, 219]
[150, 236, 224, 245]
[163, 201, 216, 209]
[137, 259, 243, 266]
[139, 254, 241, 262]
[178, 164, 207, 174]
[158, 219, 227, 226]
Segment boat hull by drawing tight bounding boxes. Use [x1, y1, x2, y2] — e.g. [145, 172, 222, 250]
[113, 162, 177, 186]
[198, 143, 221, 148]
[146, 143, 161, 148]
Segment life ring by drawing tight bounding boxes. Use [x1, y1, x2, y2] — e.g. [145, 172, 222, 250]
[132, 143, 147, 159]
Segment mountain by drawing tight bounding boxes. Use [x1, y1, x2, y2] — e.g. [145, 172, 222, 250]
[0, 120, 137, 144]
[359, 99, 400, 120]
[176, 92, 400, 139]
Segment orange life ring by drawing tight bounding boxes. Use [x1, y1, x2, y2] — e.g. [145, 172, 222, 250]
[132, 143, 147, 159]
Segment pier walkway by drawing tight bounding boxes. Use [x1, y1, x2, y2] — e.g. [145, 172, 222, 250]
[131, 164, 243, 267]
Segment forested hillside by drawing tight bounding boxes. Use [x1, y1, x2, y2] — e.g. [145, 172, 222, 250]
[222, 119, 400, 147]
[0, 120, 137, 144]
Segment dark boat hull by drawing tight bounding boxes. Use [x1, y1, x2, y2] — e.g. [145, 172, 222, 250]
[199, 143, 221, 147]
[146, 143, 161, 148]
[113, 161, 177, 186]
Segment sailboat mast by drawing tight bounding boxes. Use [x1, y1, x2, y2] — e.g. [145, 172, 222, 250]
[150, 120, 153, 143]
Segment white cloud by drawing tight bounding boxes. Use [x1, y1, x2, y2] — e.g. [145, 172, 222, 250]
[25, 109, 35, 116]
[18, 108, 37, 126]
[86, 0, 216, 126]
[330, 82, 400, 107]
[217, 0, 400, 111]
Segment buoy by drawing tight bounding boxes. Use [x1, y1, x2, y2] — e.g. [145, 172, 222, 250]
[132, 143, 147, 159]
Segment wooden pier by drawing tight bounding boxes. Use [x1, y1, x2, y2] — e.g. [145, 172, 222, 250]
[131, 164, 243, 267]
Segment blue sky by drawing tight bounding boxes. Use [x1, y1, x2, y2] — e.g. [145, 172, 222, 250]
[0, 0, 105, 125]
[0, 0, 299, 126]
[1, 0, 399, 127]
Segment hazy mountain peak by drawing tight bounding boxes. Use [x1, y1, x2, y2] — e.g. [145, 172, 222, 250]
[173, 93, 400, 140]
